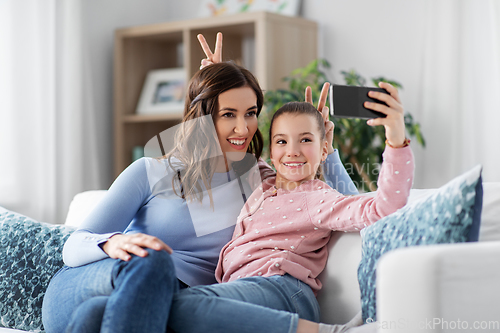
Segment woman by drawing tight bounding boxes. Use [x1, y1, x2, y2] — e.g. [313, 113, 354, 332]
[42, 39, 356, 333]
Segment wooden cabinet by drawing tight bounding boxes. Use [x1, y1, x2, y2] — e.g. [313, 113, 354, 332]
[113, 11, 317, 177]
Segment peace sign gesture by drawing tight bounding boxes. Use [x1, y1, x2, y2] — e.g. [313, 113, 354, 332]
[197, 32, 223, 69]
[305, 82, 335, 154]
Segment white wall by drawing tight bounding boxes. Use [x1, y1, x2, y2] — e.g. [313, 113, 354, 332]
[81, 0, 486, 190]
[80, 0, 199, 187]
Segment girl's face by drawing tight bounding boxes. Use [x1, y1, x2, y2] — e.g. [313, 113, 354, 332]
[270, 113, 328, 190]
[213, 86, 258, 166]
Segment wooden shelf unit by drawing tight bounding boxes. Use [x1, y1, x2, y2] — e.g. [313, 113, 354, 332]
[113, 11, 318, 177]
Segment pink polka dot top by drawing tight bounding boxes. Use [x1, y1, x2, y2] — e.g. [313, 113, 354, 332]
[215, 146, 414, 294]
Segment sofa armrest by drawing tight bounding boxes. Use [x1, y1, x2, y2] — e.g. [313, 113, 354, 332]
[376, 241, 500, 332]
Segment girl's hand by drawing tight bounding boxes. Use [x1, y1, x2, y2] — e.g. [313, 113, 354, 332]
[197, 32, 223, 69]
[101, 233, 173, 261]
[305, 82, 335, 154]
[365, 82, 406, 148]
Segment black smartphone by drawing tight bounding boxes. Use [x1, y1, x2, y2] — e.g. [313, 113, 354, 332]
[329, 85, 388, 119]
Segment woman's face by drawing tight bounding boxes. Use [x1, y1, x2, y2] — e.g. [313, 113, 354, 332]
[213, 86, 259, 164]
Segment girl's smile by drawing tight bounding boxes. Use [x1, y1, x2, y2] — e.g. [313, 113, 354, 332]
[282, 161, 307, 168]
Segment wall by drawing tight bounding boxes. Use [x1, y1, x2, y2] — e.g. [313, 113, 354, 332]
[80, 0, 199, 188]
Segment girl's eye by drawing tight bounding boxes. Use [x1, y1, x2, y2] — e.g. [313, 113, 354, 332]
[246, 110, 257, 117]
[301, 138, 312, 143]
[276, 139, 286, 145]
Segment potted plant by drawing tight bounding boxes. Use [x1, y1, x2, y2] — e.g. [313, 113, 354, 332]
[260, 59, 425, 192]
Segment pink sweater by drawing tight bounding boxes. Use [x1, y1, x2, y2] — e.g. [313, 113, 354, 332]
[215, 146, 414, 293]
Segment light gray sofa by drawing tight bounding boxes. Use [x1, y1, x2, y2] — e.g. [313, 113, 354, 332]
[1, 182, 499, 332]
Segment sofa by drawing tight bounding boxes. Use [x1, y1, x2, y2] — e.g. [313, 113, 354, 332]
[1, 176, 499, 332]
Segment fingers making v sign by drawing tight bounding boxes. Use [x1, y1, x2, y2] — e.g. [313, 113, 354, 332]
[197, 32, 223, 69]
[306, 82, 335, 154]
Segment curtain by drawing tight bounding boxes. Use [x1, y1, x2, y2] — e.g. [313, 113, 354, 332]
[0, 0, 100, 224]
[417, 0, 500, 187]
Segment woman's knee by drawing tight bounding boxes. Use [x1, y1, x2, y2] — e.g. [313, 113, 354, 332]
[113, 248, 176, 285]
[137, 248, 174, 273]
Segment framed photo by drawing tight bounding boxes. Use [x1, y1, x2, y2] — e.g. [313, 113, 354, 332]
[136, 68, 186, 115]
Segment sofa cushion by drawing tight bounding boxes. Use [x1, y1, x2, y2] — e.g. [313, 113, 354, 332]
[65, 190, 107, 228]
[357, 165, 483, 323]
[0, 209, 74, 332]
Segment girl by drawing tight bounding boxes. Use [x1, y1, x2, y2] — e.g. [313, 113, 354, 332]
[42, 60, 356, 332]
[167, 84, 414, 333]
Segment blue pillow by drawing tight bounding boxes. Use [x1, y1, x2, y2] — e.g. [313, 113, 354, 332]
[0, 209, 75, 332]
[357, 165, 483, 323]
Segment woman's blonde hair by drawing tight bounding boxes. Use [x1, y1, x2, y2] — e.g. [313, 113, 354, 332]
[163, 62, 264, 204]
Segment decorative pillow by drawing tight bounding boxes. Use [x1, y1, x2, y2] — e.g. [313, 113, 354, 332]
[0, 209, 75, 332]
[357, 165, 483, 323]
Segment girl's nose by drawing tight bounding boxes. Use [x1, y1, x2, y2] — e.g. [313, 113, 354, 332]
[286, 143, 300, 157]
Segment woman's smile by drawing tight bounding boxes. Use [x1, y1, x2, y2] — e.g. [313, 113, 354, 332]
[227, 137, 248, 150]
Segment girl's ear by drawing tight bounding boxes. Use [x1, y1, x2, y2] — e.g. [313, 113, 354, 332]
[321, 140, 328, 161]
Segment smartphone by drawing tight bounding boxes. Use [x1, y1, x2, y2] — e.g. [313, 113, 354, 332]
[329, 85, 388, 119]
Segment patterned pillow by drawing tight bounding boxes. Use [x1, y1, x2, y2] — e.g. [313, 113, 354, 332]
[357, 165, 483, 323]
[0, 209, 75, 332]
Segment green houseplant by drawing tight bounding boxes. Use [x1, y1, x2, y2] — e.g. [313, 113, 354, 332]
[260, 59, 425, 192]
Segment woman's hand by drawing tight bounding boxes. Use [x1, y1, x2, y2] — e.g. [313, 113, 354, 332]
[364, 82, 406, 148]
[305, 82, 335, 154]
[101, 233, 173, 261]
[197, 32, 223, 69]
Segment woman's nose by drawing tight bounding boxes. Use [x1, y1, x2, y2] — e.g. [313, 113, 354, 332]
[234, 117, 249, 136]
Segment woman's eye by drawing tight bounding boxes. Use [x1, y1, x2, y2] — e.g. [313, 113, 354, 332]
[246, 110, 257, 117]
[222, 113, 234, 118]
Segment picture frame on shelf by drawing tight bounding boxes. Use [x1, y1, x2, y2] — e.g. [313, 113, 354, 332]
[136, 68, 186, 115]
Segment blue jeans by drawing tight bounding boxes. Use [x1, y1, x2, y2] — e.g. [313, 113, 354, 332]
[168, 274, 320, 333]
[42, 248, 182, 333]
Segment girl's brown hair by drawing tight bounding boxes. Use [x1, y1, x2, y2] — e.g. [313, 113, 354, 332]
[269, 101, 326, 180]
[164, 62, 264, 203]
